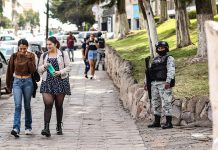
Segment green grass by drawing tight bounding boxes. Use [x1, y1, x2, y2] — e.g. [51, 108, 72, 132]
[107, 15, 218, 98]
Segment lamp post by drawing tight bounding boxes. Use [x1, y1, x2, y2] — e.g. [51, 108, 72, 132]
[46, 0, 49, 41]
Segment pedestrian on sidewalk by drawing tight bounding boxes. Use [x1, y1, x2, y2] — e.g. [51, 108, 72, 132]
[95, 32, 105, 71]
[6, 39, 36, 137]
[82, 38, 90, 78]
[86, 33, 99, 79]
[38, 36, 72, 137]
[67, 32, 77, 62]
[144, 41, 175, 129]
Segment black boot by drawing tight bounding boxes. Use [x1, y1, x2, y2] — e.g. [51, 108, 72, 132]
[41, 123, 51, 137]
[56, 122, 63, 135]
[148, 115, 161, 128]
[162, 116, 173, 129]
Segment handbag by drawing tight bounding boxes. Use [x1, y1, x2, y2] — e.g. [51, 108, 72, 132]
[31, 71, 40, 98]
[32, 71, 40, 82]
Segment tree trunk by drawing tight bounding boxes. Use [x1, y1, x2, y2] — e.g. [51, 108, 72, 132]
[114, 9, 119, 38]
[138, 0, 154, 57]
[175, 0, 192, 48]
[195, 0, 214, 58]
[211, 0, 217, 15]
[154, 0, 159, 16]
[139, 4, 146, 30]
[143, 0, 158, 57]
[159, 0, 168, 23]
[205, 21, 218, 150]
[115, 0, 129, 38]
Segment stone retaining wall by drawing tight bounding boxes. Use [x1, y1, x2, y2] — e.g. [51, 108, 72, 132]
[105, 45, 212, 127]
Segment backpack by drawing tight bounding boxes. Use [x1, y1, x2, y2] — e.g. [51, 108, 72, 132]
[43, 50, 65, 67]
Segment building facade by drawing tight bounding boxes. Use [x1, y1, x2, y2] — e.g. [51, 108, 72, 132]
[94, 0, 218, 32]
[93, 0, 141, 32]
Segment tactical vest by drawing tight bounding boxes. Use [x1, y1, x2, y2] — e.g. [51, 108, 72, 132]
[150, 55, 169, 81]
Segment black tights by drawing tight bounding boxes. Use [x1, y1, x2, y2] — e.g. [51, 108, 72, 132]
[42, 93, 65, 124]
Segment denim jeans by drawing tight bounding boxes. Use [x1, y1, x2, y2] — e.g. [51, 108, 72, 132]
[13, 77, 33, 132]
[67, 48, 74, 61]
[83, 59, 90, 75]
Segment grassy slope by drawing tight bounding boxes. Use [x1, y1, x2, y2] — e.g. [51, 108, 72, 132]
[107, 15, 218, 98]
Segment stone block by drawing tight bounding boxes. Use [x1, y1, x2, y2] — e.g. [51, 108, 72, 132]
[181, 112, 195, 123]
[186, 98, 197, 113]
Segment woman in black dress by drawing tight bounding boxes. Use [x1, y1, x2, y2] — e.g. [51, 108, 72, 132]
[38, 37, 72, 137]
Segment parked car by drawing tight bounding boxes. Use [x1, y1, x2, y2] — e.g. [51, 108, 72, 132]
[0, 51, 8, 96]
[78, 31, 101, 43]
[78, 31, 100, 39]
[29, 43, 43, 60]
[0, 35, 18, 46]
[0, 45, 18, 61]
[55, 35, 68, 51]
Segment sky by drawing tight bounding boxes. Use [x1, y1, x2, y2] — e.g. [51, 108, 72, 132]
[33, 0, 64, 31]
[2, 0, 78, 32]
[31, 0, 77, 31]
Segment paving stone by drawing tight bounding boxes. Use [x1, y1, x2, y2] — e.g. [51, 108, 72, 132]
[0, 51, 145, 149]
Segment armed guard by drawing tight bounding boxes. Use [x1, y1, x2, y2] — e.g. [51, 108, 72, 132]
[144, 41, 175, 129]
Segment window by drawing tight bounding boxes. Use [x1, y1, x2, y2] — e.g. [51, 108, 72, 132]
[5, 36, 12, 41]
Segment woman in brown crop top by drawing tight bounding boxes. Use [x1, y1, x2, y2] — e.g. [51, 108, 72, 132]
[6, 39, 36, 138]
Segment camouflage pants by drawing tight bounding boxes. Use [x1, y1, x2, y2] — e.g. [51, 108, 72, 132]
[151, 81, 173, 116]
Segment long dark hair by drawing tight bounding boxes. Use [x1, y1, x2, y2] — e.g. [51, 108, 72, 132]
[18, 39, 29, 47]
[47, 36, 60, 49]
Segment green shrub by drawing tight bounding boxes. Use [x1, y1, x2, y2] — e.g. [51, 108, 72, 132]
[188, 10, 196, 19]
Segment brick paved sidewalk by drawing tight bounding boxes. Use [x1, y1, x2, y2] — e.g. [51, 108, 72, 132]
[0, 51, 146, 150]
[136, 115, 212, 150]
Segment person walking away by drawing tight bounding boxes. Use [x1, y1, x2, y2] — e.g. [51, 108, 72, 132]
[95, 32, 105, 70]
[67, 32, 77, 62]
[82, 38, 90, 78]
[86, 34, 99, 80]
[38, 36, 72, 137]
[6, 39, 36, 137]
[144, 41, 175, 129]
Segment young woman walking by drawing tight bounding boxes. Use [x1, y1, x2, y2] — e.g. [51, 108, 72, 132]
[86, 33, 99, 79]
[6, 39, 36, 137]
[82, 38, 90, 78]
[38, 36, 72, 137]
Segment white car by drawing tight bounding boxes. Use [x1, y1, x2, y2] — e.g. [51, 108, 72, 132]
[55, 35, 68, 51]
[0, 45, 18, 61]
[0, 35, 18, 46]
[0, 51, 8, 95]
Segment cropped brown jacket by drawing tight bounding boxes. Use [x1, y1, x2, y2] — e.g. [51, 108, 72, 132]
[6, 52, 36, 91]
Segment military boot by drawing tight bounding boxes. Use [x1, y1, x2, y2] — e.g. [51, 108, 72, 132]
[41, 123, 51, 137]
[162, 116, 173, 129]
[148, 115, 161, 128]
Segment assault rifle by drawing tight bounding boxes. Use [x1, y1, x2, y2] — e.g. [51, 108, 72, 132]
[145, 56, 152, 100]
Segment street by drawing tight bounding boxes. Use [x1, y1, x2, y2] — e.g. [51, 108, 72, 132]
[0, 51, 146, 150]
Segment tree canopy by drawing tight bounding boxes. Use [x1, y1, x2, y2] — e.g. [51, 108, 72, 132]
[50, 0, 95, 29]
[17, 9, 40, 29]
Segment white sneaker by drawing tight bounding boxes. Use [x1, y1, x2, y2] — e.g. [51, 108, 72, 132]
[25, 129, 32, 135]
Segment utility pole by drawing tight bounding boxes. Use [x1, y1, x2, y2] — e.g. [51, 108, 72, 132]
[46, 0, 49, 41]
